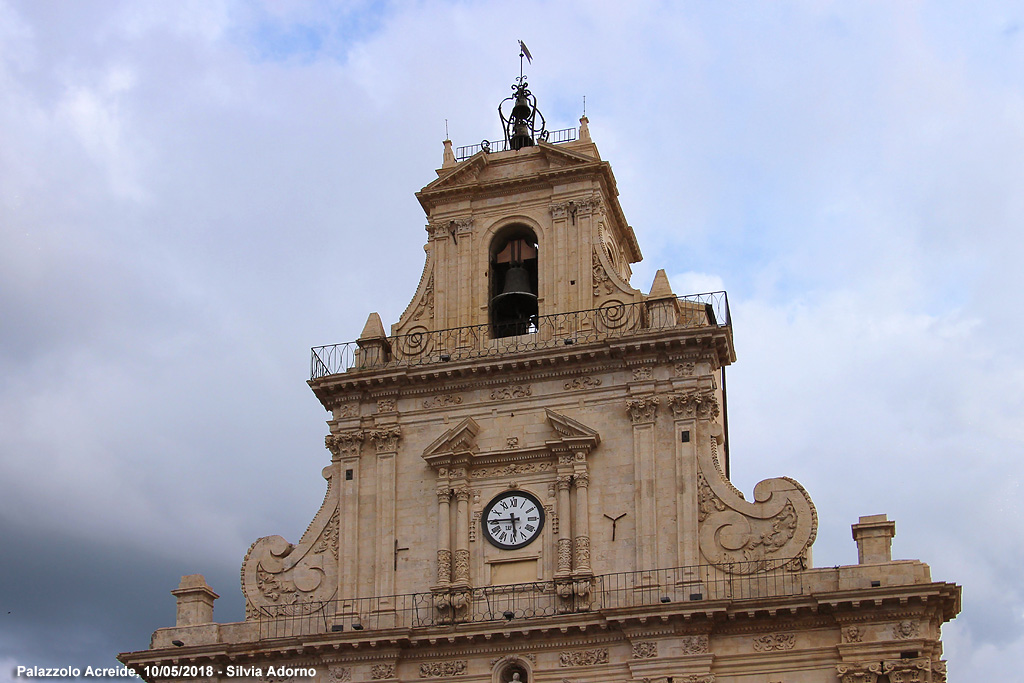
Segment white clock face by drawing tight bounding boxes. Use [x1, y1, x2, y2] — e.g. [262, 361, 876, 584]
[482, 491, 545, 550]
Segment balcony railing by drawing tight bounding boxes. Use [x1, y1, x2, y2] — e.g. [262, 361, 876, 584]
[255, 559, 800, 640]
[455, 127, 578, 161]
[311, 291, 730, 380]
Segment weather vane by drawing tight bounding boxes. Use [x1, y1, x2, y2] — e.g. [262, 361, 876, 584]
[499, 40, 546, 151]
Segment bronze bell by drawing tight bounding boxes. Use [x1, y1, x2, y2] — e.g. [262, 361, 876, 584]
[511, 93, 532, 120]
[510, 123, 533, 150]
[491, 265, 538, 336]
[496, 265, 535, 300]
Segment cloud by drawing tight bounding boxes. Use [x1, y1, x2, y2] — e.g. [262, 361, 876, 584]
[1, 1, 1022, 678]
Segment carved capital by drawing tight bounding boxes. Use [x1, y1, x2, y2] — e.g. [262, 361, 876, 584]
[326, 430, 364, 459]
[574, 471, 590, 488]
[436, 488, 453, 504]
[626, 396, 659, 424]
[454, 486, 471, 502]
[667, 389, 719, 420]
[369, 426, 401, 453]
[557, 474, 573, 490]
[836, 662, 882, 683]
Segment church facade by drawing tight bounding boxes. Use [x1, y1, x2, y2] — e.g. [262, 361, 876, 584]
[120, 77, 959, 683]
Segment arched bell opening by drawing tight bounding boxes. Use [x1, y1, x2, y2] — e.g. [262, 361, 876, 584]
[489, 226, 539, 338]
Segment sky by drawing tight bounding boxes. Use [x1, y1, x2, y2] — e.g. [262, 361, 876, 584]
[1, 0, 1022, 678]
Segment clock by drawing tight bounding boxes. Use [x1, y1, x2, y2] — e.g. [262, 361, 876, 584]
[481, 490, 545, 550]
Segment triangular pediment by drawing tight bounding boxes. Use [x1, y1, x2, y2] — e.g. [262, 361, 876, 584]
[545, 409, 600, 448]
[420, 143, 601, 194]
[422, 417, 480, 466]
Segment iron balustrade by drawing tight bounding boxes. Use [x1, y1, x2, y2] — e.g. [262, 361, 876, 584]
[311, 292, 730, 381]
[255, 559, 801, 640]
[454, 127, 578, 161]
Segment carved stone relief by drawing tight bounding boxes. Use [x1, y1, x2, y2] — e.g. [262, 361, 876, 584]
[328, 666, 351, 683]
[843, 625, 865, 643]
[679, 634, 709, 655]
[423, 394, 463, 409]
[336, 403, 357, 418]
[371, 665, 396, 680]
[592, 249, 614, 297]
[412, 274, 434, 321]
[490, 384, 532, 400]
[377, 398, 396, 413]
[558, 648, 608, 667]
[632, 367, 653, 381]
[506, 436, 520, 449]
[674, 362, 696, 377]
[419, 661, 467, 678]
[564, 376, 602, 390]
[472, 462, 551, 477]
[752, 633, 796, 651]
[892, 620, 920, 639]
[631, 641, 657, 659]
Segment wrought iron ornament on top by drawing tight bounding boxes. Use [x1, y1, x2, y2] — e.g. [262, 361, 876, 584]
[498, 40, 548, 151]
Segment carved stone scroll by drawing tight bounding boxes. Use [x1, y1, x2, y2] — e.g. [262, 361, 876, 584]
[697, 433, 817, 573]
[241, 466, 339, 616]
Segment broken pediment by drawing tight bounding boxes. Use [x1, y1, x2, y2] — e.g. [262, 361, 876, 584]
[422, 417, 481, 468]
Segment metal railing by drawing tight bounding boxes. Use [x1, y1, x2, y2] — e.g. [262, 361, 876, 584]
[311, 292, 730, 380]
[255, 559, 800, 640]
[455, 127, 578, 161]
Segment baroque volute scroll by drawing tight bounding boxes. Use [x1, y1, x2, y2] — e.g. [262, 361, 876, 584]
[692, 395, 817, 573]
[242, 434, 355, 617]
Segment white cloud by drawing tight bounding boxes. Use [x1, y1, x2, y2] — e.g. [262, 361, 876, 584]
[1, 0, 1022, 675]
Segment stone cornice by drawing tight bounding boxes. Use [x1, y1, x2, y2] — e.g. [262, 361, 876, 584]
[310, 327, 733, 409]
[119, 579, 959, 677]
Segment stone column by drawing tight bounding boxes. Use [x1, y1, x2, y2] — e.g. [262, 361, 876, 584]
[436, 486, 453, 585]
[572, 464, 592, 575]
[627, 396, 659, 571]
[369, 426, 401, 601]
[326, 429, 364, 605]
[453, 482, 471, 586]
[556, 471, 573, 576]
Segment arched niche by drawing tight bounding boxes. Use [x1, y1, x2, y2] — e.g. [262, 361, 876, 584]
[490, 656, 532, 683]
[489, 224, 539, 338]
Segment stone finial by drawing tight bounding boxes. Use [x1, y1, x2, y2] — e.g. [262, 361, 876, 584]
[648, 269, 675, 299]
[171, 574, 219, 626]
[359, 312, 387, 340]
[442, 139, 457, 168]
[852, 514, 897, 564]
[579, 116, 591, 142]
[356, 312, 391, 368]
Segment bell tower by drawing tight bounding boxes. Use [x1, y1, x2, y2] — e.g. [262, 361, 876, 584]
[121, 60, 959, 683]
